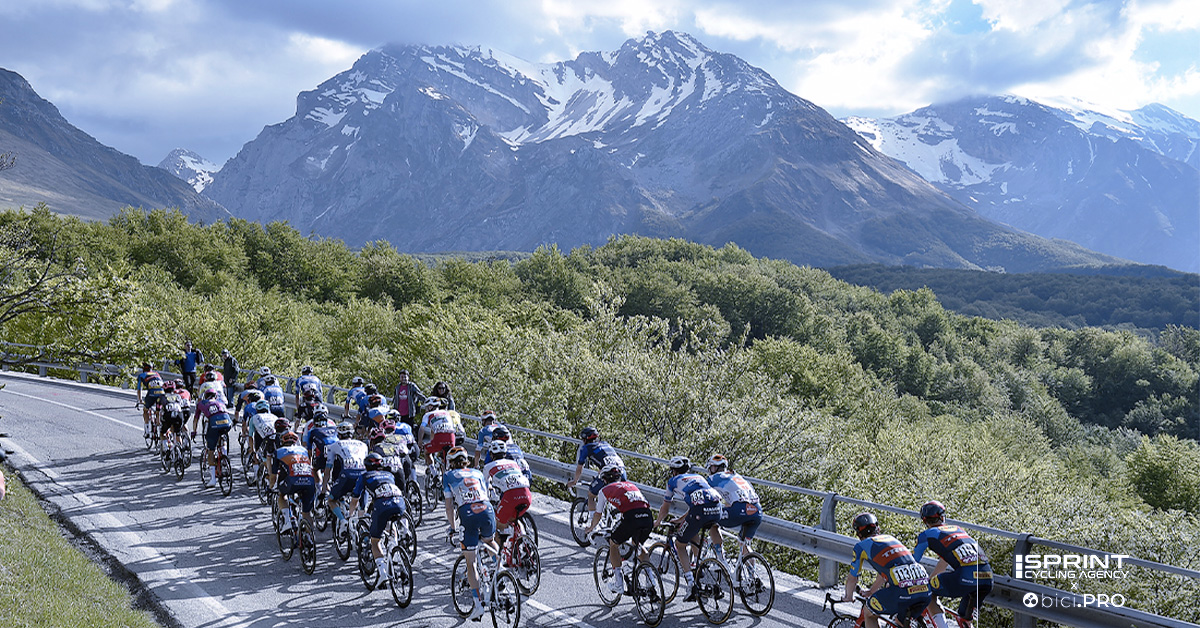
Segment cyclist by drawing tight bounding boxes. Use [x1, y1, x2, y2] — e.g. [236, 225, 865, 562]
[294, 365, 323, 405]
[254, 366, 273, 390]
[354, 385, 383, 436]
[303, 408, 338, 495]
[197, 369, 227, 405]
[135, 363, 165, 437]
[482, 440, 533, 546]
[294, 388, 323, 426]
[913, 501, 992, 628]
[566, 427, 625, 532]
[475, 411, 501, 469]
[705, 454, 763, 571]
[191, 388, 233, 488]
[348, 452, 408, 589]
[199, 363, 223, 386]
[344, 376, 366, 417]
[844, 512, 931, 628]
[443, 446, 496, 621]
[173, 379, 192, 406]
[479, 426, 531, 480]
[260, 376, 286, 417]
[366, 393, 391, 427]
[238, 390, 265, 443]
[234, 380, 258, 417]
[653, 455, 722, 602]
[370, 423, 412, 488]
[586, 462, 653, 594]
[248, 400, 278, 457]
[263, 417, 292, 489]
[273, 431, 317, 536]
[418, 397, 464, 468]
[157, 381, 189, 460]
[325, 420, 368, 523]
[380, 413, 416, 485]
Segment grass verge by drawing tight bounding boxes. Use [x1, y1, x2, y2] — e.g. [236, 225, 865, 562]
[0, 464, 161, 628]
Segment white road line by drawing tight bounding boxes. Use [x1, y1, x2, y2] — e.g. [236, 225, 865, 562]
[4, 389, 143, 431]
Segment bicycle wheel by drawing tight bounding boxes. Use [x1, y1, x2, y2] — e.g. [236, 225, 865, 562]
[333, 515, 352, 561]
[174, 448, 187, 481]
[243, 448, 256, 486]
[277, 513, 295, 562]
[593, 546, 621, 607]
[517, 512, 539, 547]
[404, 480, 423, 526]
[695, 557, 734, 624]
[299, 519, 317, 575]
[827, 618, 857, 628]
[158, 444, 171, 473]
[256, 468, 270, 505]
[313, 492, 329, 532]
[387, 545, 414, 608]
[423, 468, 441, 512]
[512, 535, 541, 595]
[357, 524, 378, 590]
[737, 552, 775, 616]
[569, 498, 592, 547]
[180, 434, 193, 468]
[632, 561, 666, 627]
[490, 570, 522, 628]
[646, 542, 680, 603]
[218, 454, 234, 496]
[450, 554, 473, 616]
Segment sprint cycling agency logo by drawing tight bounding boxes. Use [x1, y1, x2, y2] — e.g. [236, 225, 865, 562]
[1016, 553, 1130, 608]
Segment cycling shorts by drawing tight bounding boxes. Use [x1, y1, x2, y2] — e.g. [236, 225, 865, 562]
[425, 432, 456, 456]
[495, 488, 532, 527]
[281, 481, 316, 514]
[589, 470, 626, 496]
[931, 567, 993, 616]
[204, 424, 231, 452]
[719, 502, 764, 540]
[369, 499, 407, 539]
[677, 503, 721, 543]
[143, 393, 163, 407]
[867, 583, 932, 620]
[457, 501, 497, 551]
[311, 447, 328, 472]
[160, 412, 184, 435]
[610, 508, 654, 545]
[328, 471, 363, 502]
[390, 459, 414, 487]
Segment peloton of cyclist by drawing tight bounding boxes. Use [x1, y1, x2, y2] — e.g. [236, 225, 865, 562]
[325, 420, 368, 523]
[273, 431, 317, 536]
[913, 501, 992, 628]
[191, 388, 233, 488]
[443, 446, 496, 621]
[844, 512, 932, 628]
[587, 462, 654, 594]
[654, 455, 723, 602]
[566, 427, 626, 535]
[705, 454, 764, 573]
[482, 440, 533, 546]
[136, 363, 165, 437]
[347, 452, 409, 589]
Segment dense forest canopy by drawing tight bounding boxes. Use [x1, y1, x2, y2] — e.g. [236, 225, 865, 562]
[2, 206, 1197, 620]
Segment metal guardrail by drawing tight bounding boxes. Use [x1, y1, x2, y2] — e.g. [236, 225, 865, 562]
[2, 348, 1196, 628]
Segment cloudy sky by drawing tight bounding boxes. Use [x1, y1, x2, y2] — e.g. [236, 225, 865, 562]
[2, 0, 1197, 166]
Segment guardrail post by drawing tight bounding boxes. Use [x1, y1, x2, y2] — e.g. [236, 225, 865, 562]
[818, 492, 839, 587]
[1013, 534, 1036, 628]
[38, 365, 47, 377]
[79, 368, 88, 383]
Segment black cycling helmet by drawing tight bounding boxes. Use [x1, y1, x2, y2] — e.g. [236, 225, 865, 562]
[368, 394, 383, 408]
[364, 383, 378, 395]
[580, 426, 599, 442]
[852, 512, 879, 538]
[365, 452, 385, 471]
[301, 365, 313, 375]
[274, 418, 292, 433]
[920, 500, 946, 525]
[351, 376, 364, 387]
[492, 426, 511, 441]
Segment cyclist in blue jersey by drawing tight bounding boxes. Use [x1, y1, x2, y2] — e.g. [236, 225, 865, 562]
[844, 512, 932, 628]
[294, 365, 323, 406]
[343, 376, 366, 416]
[191, 388, 233, 488]
[443, 446, 496, 621]
[136, 363, 166, 437]
[474, 411, 501, 469]
[254, 366, 273, 390]
[260, 376, 286, 417]
[705, 454, 764, 570]
[380, 413, 415, 484]
[566, 427, 626, 529]
[325, 421, 368, 521]
[479, 426, 531, 480]
[914, 501, 992, 628]
[348, 452, 408, 589]
[654, 455, 723, 602]
[303, 408, 338, 495]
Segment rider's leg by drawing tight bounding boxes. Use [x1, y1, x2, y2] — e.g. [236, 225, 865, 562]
[927, 596, 950, 628]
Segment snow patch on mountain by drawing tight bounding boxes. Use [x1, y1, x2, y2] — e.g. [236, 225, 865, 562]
[156, 148, 220, 193]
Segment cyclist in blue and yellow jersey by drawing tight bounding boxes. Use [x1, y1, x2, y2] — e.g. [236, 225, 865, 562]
[272, 431, 316, 534]
[347, 452, 408, 589]
[913, 501, 992, 628]
[260, 376, 286, 417]
[136, 363, 165, 437]
[443, 446, 496, 622]
[294, 365, 323, 406]
[844, 512, 932, 628]
[325, 420, 368, 522]
[380, 413, 416, 485]
[191, 388, 233, 488]
[567, 427, 626, 535]
[654, 455, 723, 602]
[705, 454, 764, 570]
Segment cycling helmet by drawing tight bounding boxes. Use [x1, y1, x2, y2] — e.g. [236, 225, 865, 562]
[481, 410, 498, 425]
[204, 363, 215, 372]
[423, 397, 444, 410]
[488, 440, 509, 456]
[580, 426, 599, 442]
[163, 380, 176, 392]
[260, 367, 271, 376]
[369, 427, 386, 441]
[364, 383, 378, 395]
[301, 365, 313, 375]
[386, 409, 401, 421]
[668, 456, 691, 472]
[368, 394, 383, 408]
[920, 501, 946, 525]
[246, 390, 264, 403]
[174, 378, 185, 388]
[337, 421, 355, 438]
[365, 452, 385, 470]
[492, 426, 511, 441]
[351, 376, 364, 387]
[280, 431, 299, 445]
[312, 404, 328, 419]
[274, 418, 292, 433]
[381, 419, 397, 433]
[203, 388, 218, 399]
[600, 462, 623, 482]
[852, 512, 879, 538]
[706, 454, 728, 472]
[263, 376, 276, 386]
[254, 399, 270, 412]
[447, 446, 469, 465]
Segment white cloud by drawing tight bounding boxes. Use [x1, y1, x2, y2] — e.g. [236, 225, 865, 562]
[974, 0, 1071, 31]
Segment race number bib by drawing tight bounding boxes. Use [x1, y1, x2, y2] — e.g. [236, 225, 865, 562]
[290, 462, 314, 477]
[688, 488, 719, 506]
[952, 542, 982, 566]
[890, 563, 929, 588]
[373, 483, 401, 500]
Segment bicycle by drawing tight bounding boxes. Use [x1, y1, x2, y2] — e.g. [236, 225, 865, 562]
[498, 512, 541, 595]
[591, 534, 666, 626]
[271, 488, 317, 575]
[716, 528, 776, 616]
[570, 494, 616, 547]
[353, 501, 416, 607]
[423, 449, 448, 514]
[198, 432, 234, 496]
[644, 522, 734, 624]
[824, 589, 932, 628]
[450, 533, 522, 627]
[160, 428, 192, 480]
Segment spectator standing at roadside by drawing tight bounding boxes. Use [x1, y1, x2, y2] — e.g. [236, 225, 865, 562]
[221, 349, 240, 402]
[430, 380, 456, 411]
[392, 369, 426, 431]
[177, 341, 204, 393]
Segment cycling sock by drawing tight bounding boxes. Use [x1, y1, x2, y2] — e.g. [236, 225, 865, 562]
[282, 510, 293, 528]
[684, 571, 695, 587]
[332, 504, 345, 521]
[930, 612, 949, 628]
[375, 557, 388, 577]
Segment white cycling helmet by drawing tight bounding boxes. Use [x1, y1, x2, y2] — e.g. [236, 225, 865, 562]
[706, 454, 728, 471]
[668, 456, 691, 472]
[488, 440, 508, 456]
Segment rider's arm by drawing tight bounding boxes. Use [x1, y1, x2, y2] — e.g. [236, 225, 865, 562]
[844, 545, 865, 602]
[444, 497, 457, 534]
[567, 462, 584, 489]
[912, 530, 930, 562]
[190, 405, 201, 434]
[929, 557, 950, 578]
[654, 499, 672, 528]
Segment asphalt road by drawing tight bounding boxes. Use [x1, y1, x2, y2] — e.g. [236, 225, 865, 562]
[0, 372, 838, 628]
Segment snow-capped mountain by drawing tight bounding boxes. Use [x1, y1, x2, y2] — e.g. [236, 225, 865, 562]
[844, 95, 1199, 271]
[157, 148, 219, 193]
[206, 33, 1120, 271]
